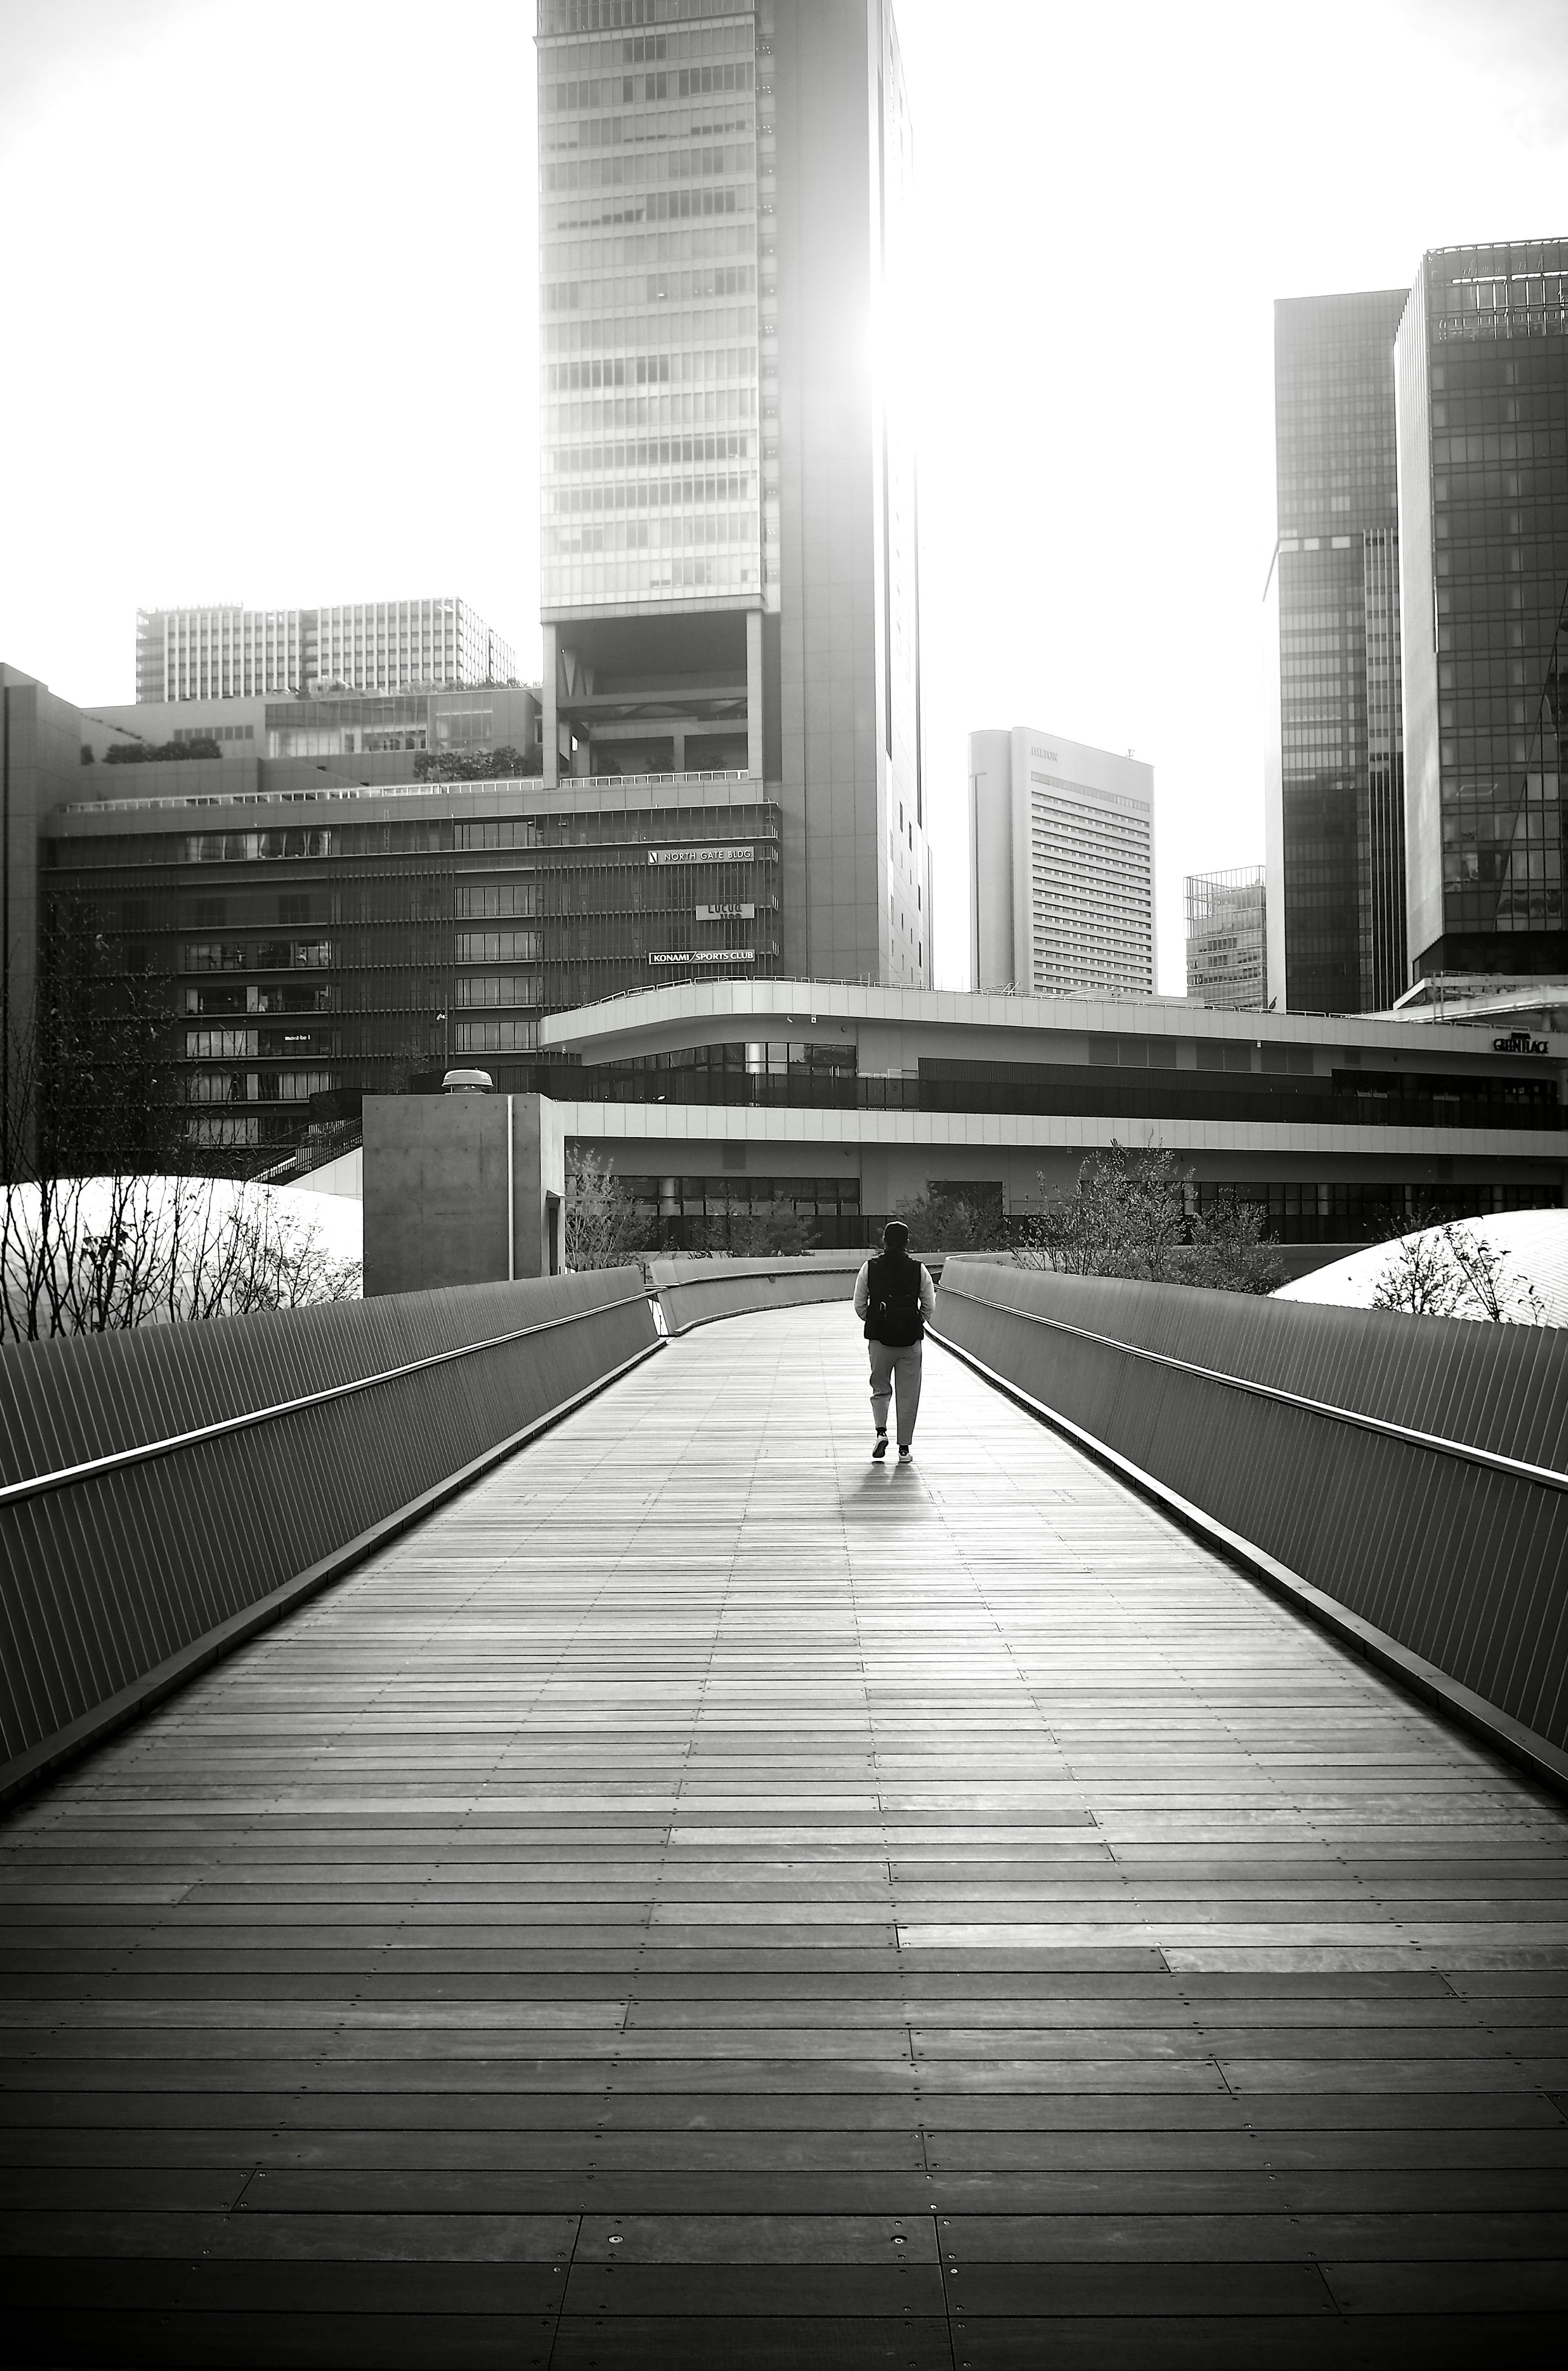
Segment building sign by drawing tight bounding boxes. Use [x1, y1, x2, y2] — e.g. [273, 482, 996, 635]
[649, 949, 757, 966]
[648, 844, 753, 866]
[695, 902, 755, 921]
[1492, 1030, 1550, 1054]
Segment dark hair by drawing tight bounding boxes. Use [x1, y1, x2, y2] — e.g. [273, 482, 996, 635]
[882, 1220, 910, 1255]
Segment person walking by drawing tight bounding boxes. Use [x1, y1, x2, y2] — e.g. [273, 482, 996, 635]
[853, 1219, 935, 1463]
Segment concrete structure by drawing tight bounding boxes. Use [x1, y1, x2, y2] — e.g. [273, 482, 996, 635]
[1263, 289, 1409, 1017]
[135, 598, 518, 705]
[1185, 865, 1267, 1010]
[523, 979, 1563, 1247]
[1395, 240, 1568, 983]
[363, 1091, 564, 1294]
[537, 0, 930, 988]
[968, 728, 1155, 998]
[1385, 970, 1568, 1034]
[360, 972, 1566, 1271]
[79, 684, 543, 772]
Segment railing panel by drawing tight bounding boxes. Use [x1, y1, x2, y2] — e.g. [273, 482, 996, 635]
[0, 1270, 657, 1795]
[935, 1260, 1568, 1767]
[649, 1254, 864, 1334]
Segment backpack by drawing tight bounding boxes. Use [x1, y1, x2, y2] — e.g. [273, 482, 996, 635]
[864, 1251, 924, 1346]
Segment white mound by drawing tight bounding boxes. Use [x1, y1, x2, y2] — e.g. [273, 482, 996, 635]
[1274, 1207, 1568, 1325]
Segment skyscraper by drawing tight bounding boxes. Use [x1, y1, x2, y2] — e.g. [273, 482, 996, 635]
[968, 728, 1155, 999]
[536, 0, 929, 987]
[1395, 241, 1568, 980]
[1263, 290, 1409, 1016]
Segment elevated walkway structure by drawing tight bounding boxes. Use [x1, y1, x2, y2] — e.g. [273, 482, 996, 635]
[3, 1303, 1566, 2364]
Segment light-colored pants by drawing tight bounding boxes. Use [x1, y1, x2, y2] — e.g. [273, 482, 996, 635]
[868, 1340, 923, 1446]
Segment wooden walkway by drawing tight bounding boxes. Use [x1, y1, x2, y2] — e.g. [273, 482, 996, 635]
[2, 1304, 1566, 2367]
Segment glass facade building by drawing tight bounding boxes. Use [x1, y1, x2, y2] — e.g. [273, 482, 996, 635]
[535, 0, 929, 990]
[1185, 866, 1266, 1010]
[1396, 241, 1568, 980]
[538, 5, 764, 616]
[1264, 290, 1409, 1016]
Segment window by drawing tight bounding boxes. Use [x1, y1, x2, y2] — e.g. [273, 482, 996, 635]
[456, 930, 541, 963]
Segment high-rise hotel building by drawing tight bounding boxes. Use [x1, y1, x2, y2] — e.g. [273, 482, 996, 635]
[968, 728, 1155, 999]
[1263, 291, 1408, 1016]
[1395, 241, 1568, 981]
[536, 0, 930, 987]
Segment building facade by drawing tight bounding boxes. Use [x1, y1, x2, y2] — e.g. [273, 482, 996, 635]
[1263, 289, 1409, 1018]
[1185, 866, 1267, 1010]
[530, 977, 1565, 1249]
[969, 728, 1155, 999]
[1395, 240, 1568, 983]
[42, 766, 779, 1158]
[134, 599, 518, 705]
[82, 685, 543, 772]
[536, 0, 929, 988]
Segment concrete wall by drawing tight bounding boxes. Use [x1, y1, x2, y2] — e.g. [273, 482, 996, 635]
[363, 1094, 565, 1297]
[1395, 260, 1442, 972]
[967, 730, 1013, 990]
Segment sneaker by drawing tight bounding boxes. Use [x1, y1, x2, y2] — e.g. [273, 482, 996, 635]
[898, 1445, 912, 1462]
[871, 1434, 888, 1461]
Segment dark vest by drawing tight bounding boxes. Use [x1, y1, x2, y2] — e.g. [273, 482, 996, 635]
[863, 1252, 924, 1346]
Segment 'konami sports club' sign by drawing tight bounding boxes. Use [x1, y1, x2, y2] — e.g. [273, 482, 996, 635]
[648, 844, 754, 866]
[649, 949, 757, 966]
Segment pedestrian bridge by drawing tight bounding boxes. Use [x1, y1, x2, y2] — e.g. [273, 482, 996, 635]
[2, 1276, 1566, 2365]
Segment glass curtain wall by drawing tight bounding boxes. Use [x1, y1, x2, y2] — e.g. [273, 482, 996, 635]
[538, 0, 764, 613]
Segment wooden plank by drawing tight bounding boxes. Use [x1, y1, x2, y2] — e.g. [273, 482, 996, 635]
[1, 1305, 1565, 2367]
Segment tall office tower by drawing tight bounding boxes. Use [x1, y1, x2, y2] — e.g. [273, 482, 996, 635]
[968, 728, 1155, 998]
[1263, 290, 1409, 1016]
[135, 600, 518, 705]
[536, 0, 929, 987]
[1395, 241, 1568, 980]
[1185, 866, 1267, 1010]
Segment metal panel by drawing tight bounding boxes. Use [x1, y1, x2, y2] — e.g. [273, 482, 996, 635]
[0, 1270, 657, 1788]
[649, 1254, 864, 1334]
[935, 1260, 1568, 1757]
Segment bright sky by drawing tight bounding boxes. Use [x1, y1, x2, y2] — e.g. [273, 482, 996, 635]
[3, 0, 1566, 991]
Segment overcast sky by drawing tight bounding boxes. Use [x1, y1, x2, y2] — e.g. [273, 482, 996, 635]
[3, 0, 1567, 990]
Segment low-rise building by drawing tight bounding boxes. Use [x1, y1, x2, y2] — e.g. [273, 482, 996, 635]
[535, 977, 1566, 1251]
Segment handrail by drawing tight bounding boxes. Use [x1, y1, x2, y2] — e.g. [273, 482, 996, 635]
[0, 1290, 648, 1513]
[937, 1275, 1568, 1494]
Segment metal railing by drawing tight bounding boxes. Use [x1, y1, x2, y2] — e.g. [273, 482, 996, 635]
[0, 1271, 660, 1804]
[934, 1259, 1568, 1781]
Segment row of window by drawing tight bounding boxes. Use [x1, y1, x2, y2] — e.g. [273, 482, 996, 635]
[545, 60, 753, 113]
[549, 474, 754, 515]
[543, 141, 753, 194]
[549, 513, 756, 554]
[547, 264, 754, 310]
[183, 1069, 336, 1105]
[456, 930, 542, 963]
[546, 386, 756, 435]
[550, 431, 751, 475]
[546, 344, 755, 394]
[455, 1020, 539, 1053]
[543, 306, 757, 357]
